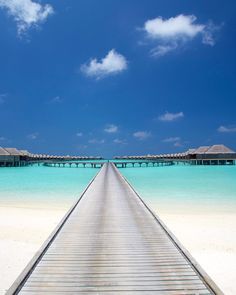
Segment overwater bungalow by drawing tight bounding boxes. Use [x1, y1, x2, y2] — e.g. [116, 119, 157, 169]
[0, 147, 29, 166]
[114, 144, 236, 165]
[0, 147, 11, 166]
[189, 144, 236, 165]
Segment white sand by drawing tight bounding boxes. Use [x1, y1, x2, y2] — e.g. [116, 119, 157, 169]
[156, 210, 236, 295]
[0, 203, 236, 295]
[0, 205, 69, 294]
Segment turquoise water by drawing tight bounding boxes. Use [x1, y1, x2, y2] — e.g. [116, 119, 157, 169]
[0, 164, 236, 213]
[0, 166, 97, 207]
[120, 165, 236, 214]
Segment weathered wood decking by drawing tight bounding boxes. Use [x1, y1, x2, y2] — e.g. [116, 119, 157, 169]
[7, 163, 223, 294]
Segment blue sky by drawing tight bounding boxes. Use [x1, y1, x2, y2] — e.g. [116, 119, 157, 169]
[0, 0, 235, 157]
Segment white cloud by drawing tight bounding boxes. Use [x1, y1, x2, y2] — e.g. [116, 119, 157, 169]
[162, 136, 183, 147]
[133, 131, 151, 140]
[113, 138, 127, 144]
[76, 132, 83, 137]
[143, 14, 219, 57]
[218, 126, 236, 133]
[162, 137, 181, 143]
[0, 0, 54, 35]
[0, 136, 6, 141]
[151, 43, 177, 57]
[81, 49, 128, 79]
[174, 141, 183, 147]
[50, 96, 63, 104]
[158, 111, 184, 122]
[202, 21, 221, 46]
[144, 15, 204, 40]
[104, 124, 118, 133]
[27, 132, 38, 140]
[88, 139, 105, 144]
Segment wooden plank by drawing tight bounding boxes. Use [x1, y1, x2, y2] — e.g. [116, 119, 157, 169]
[24, 280, 206, 287]
[19, 285, 209, 294]
[28, 275, 200, 281]
[33, 270, 194, 277]
[19, 291, 211, 295]
[28, 280, 202, 286]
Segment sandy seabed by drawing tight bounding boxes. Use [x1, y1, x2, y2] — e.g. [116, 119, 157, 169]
[0, 203, 236, 295]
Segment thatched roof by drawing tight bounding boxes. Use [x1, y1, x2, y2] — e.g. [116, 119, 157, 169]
[192, 146, 210, 154]
[185, 144, 235, 155]
[3, 148, 22, 156]
[0, 147, 10, 156]
[20, 150, 31, 156]
[205, 144, 235, 154]
[186, 148, 196, 155]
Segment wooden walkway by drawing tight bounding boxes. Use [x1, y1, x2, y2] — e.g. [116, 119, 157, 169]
[7, 163, 223, 294]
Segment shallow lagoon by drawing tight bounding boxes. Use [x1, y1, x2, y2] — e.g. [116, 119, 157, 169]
[0, 164, 236, 211]
[121, 164, 236, 214]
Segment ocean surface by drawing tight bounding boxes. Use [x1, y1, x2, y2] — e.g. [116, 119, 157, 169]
[120, 164, 236, 214]
[0, 165, 97, 208]
[0, 164, 236, 213]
